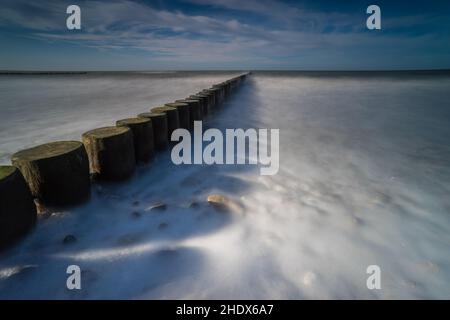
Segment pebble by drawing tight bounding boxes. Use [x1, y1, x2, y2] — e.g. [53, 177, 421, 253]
[63, 235, 77, 244]
[207, 194, 244, 214]
[146, 202, 167, 212]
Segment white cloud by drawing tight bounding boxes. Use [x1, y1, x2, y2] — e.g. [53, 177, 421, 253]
[2, 0, 449, 68]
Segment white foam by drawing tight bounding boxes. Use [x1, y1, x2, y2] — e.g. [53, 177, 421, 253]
[1, 73, 449, 299]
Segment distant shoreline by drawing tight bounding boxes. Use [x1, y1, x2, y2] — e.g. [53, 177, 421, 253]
[1, 69, 450, 75]
[0, 71, 88, 75]
[1, 69, 449, 79]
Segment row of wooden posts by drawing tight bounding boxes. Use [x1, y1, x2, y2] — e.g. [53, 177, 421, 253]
[0, 73, 250, 250]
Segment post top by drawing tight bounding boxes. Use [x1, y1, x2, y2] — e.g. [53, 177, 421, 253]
[12, 141, 83, 162]
[150, 106, 177, 113]
[116, 117, 150, 126]
[0, 165, 17, 180]
[138, 112, 166, 119]
[165, 102, 189, 108]
[82, 126, 130, 139]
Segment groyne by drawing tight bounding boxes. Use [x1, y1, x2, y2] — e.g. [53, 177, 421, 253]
[0, 72, 250, 250]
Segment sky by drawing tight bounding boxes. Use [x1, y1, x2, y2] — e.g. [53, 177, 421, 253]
[0, 0, 450, 71]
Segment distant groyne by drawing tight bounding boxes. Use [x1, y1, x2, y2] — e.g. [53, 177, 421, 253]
[0, 72, 250, 250]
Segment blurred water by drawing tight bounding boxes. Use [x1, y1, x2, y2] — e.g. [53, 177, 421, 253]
[0, 72, 449, 299]
[0, 72, 239, 164]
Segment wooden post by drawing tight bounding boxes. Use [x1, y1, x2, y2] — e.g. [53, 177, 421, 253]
[82, 127, 135, 181]
[165, 102, 190, 130]
[138, 112, 168, 150]
[150, 106, 180, 138]
[175, 99, 202, 129]
[0, 166, 37, 250]
[116, 117, 154, 163]
[12, 141, 91, 206]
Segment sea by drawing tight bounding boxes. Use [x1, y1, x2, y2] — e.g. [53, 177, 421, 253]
[0, 71, 449, 299]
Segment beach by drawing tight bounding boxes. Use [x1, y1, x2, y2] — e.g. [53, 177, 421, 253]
[1, 71, 450, 299]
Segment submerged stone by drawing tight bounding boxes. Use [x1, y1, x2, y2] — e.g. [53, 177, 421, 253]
[146, 202, 167, 212]
[207, 194, 244, 214]
[63, 234, 77, 244]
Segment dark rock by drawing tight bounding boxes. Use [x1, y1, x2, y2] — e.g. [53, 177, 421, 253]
[188, 201, 200, 208]
[207, 194, 244, 214]
[132, 200, 140, 207]
[146, 202, 167, 212]
[63, 234, 77, 244]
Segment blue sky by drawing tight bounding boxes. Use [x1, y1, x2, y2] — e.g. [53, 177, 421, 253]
[0, 0, 449, 70]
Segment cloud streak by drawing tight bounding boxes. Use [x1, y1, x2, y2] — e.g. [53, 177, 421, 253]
[1, 0, 449, 69]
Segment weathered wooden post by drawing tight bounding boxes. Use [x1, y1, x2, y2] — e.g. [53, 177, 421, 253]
[12, 141, 91, 206]
[223, 81, 231, 97]
[138, 112, 168, 150]
[82, 127, 135, 181]
[0, 166, 37, 249]
[175, 99, 202, 128]
[190, 93, 209, 116]
[209, 87, 223, 105]
[165, 102, 190, 130]
[150, 106, 180, 138]
[200, 89, 216, 112]
[116, 117, 154, 163]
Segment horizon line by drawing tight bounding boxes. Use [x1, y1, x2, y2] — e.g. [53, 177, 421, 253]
[1, 68, 450, 74]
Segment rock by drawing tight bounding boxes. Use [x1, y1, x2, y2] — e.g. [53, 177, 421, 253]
[188, 201, 200, 208]
[145, 202, 167, 212]
[0, 264, 38, 280]
[63, 234, 77, 244]
[207, 194, 244, 214]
